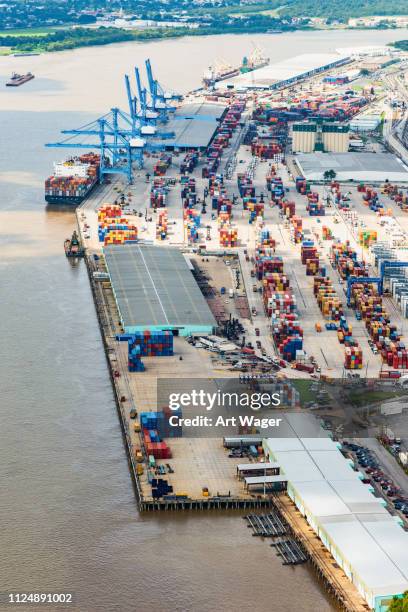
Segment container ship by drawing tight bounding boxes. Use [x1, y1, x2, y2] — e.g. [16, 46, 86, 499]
[202, 62, 240, 88]
[203, 49, 269, 87]
[45, 153, 100, 206]
[6, 72, 34, 86]
[240, 48, 270, 74]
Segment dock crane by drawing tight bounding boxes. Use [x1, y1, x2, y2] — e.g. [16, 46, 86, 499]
[346, 260, 408, 305]
[145, 58, 182, 121]
[46, 59, 182, 183]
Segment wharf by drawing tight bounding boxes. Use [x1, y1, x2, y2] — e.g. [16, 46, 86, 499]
[272, 495, 369, 612]
[78, 234, 274, 512]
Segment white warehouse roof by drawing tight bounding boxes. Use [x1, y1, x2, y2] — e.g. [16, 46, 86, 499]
[296, 152, 408, 183]
[265, 432, 408, 609]
[220, 53, 350, 90]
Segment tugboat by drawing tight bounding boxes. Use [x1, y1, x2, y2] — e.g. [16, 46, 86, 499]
[6, 72, 35, 86]
[64, 230, 84, 258]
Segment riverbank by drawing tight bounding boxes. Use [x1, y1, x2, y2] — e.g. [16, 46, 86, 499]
[0, 22, 407, 56]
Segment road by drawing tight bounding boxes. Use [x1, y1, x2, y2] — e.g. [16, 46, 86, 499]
[357, 437, 408, 497]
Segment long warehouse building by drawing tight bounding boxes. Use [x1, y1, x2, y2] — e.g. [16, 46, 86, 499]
[104, 245, 217, 336]
[263, 424, 408, 612]
[219, 53, 350, 91]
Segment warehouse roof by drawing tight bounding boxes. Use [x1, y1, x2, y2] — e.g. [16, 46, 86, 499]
[104, 245, 217, 331]
[265, 432, 408, 604]
[323, 519, 408, 597]
[296, 152, 408, 183]
[220, 53, 350, 90]
[155, 102, 226, 149]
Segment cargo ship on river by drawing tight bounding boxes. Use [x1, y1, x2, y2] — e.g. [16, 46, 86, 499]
[240, 47, 269, 74]
[203, 48, 270, 87]
[45, 154, 100, 206]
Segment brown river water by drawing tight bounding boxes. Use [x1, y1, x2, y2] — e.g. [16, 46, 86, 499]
[0, 28, 404, 612]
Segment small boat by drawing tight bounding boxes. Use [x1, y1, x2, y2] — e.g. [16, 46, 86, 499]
[64, 230, 84, 258]
[6, 72, 35, 87]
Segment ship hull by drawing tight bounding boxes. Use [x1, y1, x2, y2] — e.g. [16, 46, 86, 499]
[240, 61, 269, 74]
[6, 74, 35, 86]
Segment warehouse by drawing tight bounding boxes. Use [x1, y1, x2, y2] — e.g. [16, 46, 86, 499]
[155, 102, 227, 150]
[104, 245, 217, 335]
[292, 122, 350, 153]
[220, 53, 350, 91]
[295, 152, 408, 183]
[263, 435, 408, 611]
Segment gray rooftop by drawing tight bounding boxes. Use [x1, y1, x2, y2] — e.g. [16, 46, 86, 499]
[104, 245, 217, 331]
[296, 152, 408, 182]
[156, 102, 227, 149]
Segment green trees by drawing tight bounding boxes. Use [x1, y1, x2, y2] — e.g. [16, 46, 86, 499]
[324, 169, 337, 182]
[388, 591, 408, 611]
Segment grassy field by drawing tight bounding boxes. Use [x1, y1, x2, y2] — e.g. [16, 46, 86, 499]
[347, 389, 405, 407]
[292, 380, 317, 404]
[0, 26, 68, 37]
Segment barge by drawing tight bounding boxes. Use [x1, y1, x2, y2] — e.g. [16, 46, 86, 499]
[6, 72, 34, 86]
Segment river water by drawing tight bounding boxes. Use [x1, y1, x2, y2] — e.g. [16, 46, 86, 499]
[0, 28, 404, 612]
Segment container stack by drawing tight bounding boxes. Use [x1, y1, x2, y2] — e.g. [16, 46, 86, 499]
[98, 205, 138, 245]
[281, 201, 296, 219]
[307, 192, 325, 216]
[361, 186, 385, 214]
[180, 152, 198, 174]
[344, 346, 363, 370]
[247, 201, 264, 223]
[156, 209, 168, 241]
[358, 230, 377, 248]
[322, 226, 333, 240]
[150, 178, 167, 208]
[237, 174, 255, 198]
[350, 282, 402, 365]
[295, 177, 311, 194]
[140, 409, 182, 440]
[143, 429, 172, 460]
[153, 153, 172, 176]
[265, 290, 297, 318]
[251, 140, 283, 159]
[219, 225, 238, 247]
[256, 256, 284, 280]
[98, 203, 122, 222]
[331, 242, 368, 279]
[314, 277, 344, 320]
[127, 330, 174, 359]
[272, 318, 303, 362]
[128, 344, 145, 372]
[258, 228, 276, 248]
[290, 216, 303, 243]
[181, 178, 197, 208]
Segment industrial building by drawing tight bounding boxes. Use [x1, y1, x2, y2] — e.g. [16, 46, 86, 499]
[220, 53, 350, 91]
[350, 114, 382, 133]
[155, 102, 227, 150]
[263, 429, 408, 612]
[295, 152, 408, 183]
[104, 245, 216, 336]
[292, 122, 350, 153]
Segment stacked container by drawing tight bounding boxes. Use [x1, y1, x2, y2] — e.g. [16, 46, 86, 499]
[156, 209, 168, 241]
[290, 216, 303, 243]
[219, 226, 238, 247]
[150, 178, 167, 208]
[344, 346, 363, 369]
